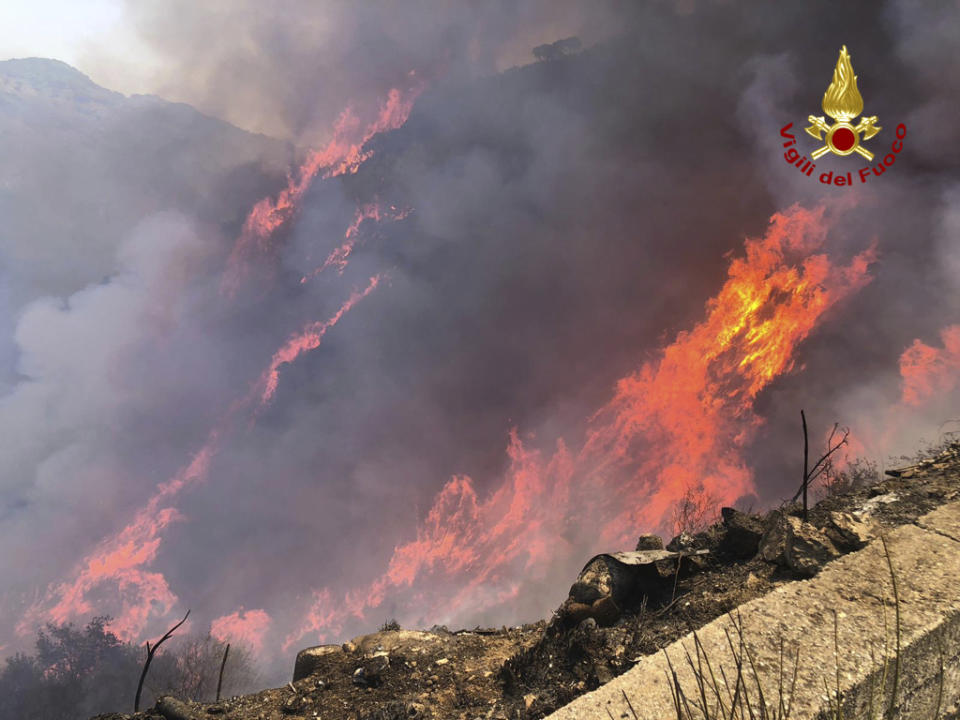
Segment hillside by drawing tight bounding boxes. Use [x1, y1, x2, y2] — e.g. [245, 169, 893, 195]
[0, 58, 293, 310]
[91, 442, 960, 720]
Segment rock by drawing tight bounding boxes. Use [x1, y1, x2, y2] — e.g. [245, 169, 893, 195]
[342, 641, 358, 653]
[524, 694, 538, 710]
[635, 534, 664, 550]
[590, 595, 621, 626]
[293, 644, 343, 681]
[569, 556, 621, 604]
[568, 550, 698, 607]
[824, 511, 876, 550]
[759, 512, 789, 564]
[761, 513, 839, 576]
[352, 667, 368, 686]
[784, 519, 839, 576]
[155, 697, 201, 720]
[558, 596, 621, 626]
[720, 507, 764, 559]
[561, 600, 594, 625]
[666, 531, 696, 552]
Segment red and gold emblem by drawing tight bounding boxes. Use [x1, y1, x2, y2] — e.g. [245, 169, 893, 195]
[806, 46, 881, 161]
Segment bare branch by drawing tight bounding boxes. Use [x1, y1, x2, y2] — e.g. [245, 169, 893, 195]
[807, 424, 849, 482]
[791, 416, 850, 511]
[135, 609, 191, 712]
[216, 643, 230, 703]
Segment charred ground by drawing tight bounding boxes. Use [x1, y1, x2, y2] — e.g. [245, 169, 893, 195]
[92, 442, 960, 720]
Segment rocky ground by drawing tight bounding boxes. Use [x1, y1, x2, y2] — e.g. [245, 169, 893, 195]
[93, 442, 960, 720]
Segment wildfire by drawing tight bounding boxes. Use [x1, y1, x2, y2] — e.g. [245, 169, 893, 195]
[23, 280, 379, 643]
[21, 83, 420, 645]
[286, 204, 878, 648]
[301, 204, 412, 283]
[256, 275, 381, 407]
[19, 435, 221, 641]
[900, 325, 960, 406]
[221, 87, 421, 296]
[211, 608, 272, 654]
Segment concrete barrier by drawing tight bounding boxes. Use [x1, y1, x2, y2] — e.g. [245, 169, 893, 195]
[547, 501, 960, 720]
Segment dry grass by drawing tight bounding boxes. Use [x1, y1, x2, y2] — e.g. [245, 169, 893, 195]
[652, 535, 946, 720]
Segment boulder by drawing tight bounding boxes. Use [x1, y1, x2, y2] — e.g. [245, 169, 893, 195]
[666, 532, 696, 552]
[635, 534, 664, 551]
[568, 556, 623, 605]
[760, 512, 839, 576]
[784, 519, 839, 576]
[720, 507, 764, 558]
[824, 511, 876, 550]
[293, 644, 343, 681]
[156, 697, 201, 720]
[566, 548, 709, 621]
[568, 550, 683, 606]
[590, 595, 621, 626]
[759, 512, 790, 564]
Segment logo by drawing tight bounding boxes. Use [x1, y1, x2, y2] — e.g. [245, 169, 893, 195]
[779, 45, 906, 187]
[805, 46, 880, 161]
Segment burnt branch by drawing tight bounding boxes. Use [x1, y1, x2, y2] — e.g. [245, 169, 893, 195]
[134, 609, 190, 712]
[216, 642, 230, 702]
[807, 423, 850, 485]
[791, 414, 850, 519]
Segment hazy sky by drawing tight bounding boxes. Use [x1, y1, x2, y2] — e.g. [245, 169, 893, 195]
[0, 0, 154, 93]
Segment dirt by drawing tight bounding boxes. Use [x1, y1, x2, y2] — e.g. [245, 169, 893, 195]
[93, 442, 960, 720]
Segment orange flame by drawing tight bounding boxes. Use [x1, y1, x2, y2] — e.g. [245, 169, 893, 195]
[285, 204, 877, 648]
[301, 204, 412, 284]
[210, 608, 272, 654]
[20, 86, 413, 648]
[899, 325, 960, 406]
[23, 280, 380, 643]
[221, 87, 421, 296]
[19, 435, 221, 640]
[256, 275, 381, 407]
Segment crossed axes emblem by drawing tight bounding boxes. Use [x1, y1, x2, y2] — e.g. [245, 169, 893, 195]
[805, 115, 881, 161]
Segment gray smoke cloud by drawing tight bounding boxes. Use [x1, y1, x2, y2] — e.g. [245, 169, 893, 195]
[83, 0, 624, 141]
[1, 0, 959, 695]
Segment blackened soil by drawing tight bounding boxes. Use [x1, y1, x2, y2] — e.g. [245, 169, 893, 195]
[96, 443, 960, 720]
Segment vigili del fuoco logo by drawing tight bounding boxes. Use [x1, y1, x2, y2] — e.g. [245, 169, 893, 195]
[780, 45, 906, 187]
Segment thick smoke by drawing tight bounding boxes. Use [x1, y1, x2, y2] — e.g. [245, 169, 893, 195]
[83, 0, 624, 142]
[1, 0, 959, 695]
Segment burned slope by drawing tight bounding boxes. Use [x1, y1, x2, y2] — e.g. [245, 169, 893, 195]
[98, 443, 960, 720]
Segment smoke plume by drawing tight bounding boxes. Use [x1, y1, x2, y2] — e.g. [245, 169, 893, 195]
[1, 0, 959, 692]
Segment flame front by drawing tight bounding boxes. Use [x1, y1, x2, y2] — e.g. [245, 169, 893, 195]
[285, 204, 878, 648]
[21, 86, 418, 649]
[221, 87, 421, 297]
[823, 45, 864, 122]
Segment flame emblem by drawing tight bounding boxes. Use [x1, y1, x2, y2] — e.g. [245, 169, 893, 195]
[805, 46, 881, 161]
